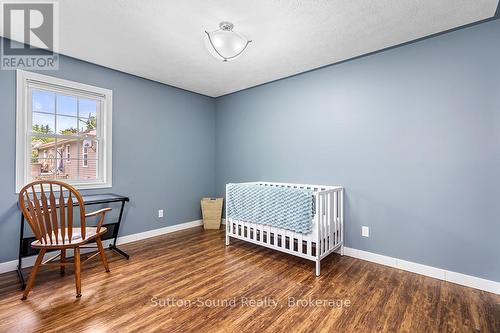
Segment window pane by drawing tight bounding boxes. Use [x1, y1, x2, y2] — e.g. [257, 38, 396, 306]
[79, 159, 98, 180]
[81, 139, 98, 159]
[32, 136, 58, 176]
[79, 99, 97, 119]
[31, 157, 58, 180]
[78, 118, 98, 135]
[32, 112, 55, 134]
[30, 135, 55, 176]
[57, 159, 79, 180]
[78, 99, 98, 135]
[32, 90, 54, 113]
[56, 115, 78, 135]
[57, 95, 77, 116]
[30, 158, 57, 181]
[84, 138, 98, 150]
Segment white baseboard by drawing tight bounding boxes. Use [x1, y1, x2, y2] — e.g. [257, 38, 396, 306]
[0, 219, 203, 274]
[343, 247, 500, 295]
[115, 220, 202, 245]
[0, 258, 20, 275]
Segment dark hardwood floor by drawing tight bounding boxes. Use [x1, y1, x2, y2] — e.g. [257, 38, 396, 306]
[0, 227, 498, 332]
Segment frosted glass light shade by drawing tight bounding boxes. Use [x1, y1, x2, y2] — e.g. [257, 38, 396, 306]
[204, 22, 251, 62]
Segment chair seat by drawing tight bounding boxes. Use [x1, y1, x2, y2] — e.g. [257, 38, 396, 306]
[31, 227, 107, 249]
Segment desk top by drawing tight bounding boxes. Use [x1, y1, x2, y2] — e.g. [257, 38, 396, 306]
[80, 193, 130, 205]
[18, 193, 129, 208]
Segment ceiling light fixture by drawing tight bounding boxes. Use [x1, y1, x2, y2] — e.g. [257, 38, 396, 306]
[204, 22, 252, 62]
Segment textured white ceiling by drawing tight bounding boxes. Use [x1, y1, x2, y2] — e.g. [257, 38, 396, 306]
[3, 0, 499, 97]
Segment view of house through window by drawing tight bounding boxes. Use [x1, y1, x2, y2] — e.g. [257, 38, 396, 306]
[30, 89, 99, 182]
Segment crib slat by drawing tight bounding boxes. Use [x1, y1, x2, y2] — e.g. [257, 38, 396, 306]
[331, 192, 335, 246]
[324, 194, 328, 252]
[298, 231, 303, 254]
[324, 193, 332, 252]
[275, 227, 281, 248]
[271, 226, 276, 246]
[322, 194, 326, 255]
[317, 193, 322, 256]
[327, 192, 331, 251]
[318, 193, 322, 255]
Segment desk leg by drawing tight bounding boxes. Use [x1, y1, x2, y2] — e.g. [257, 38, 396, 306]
[17, 214, 26, 290]
[17, 267, 26, 291]
[109, 200, 130, 259]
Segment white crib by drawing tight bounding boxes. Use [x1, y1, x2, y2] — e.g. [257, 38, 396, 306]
[225, 181, 344, 276]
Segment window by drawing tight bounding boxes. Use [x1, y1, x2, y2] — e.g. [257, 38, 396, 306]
[82, 144, 88, 167]
[16, 70, 112, 191]
[66, 145, 70, 161]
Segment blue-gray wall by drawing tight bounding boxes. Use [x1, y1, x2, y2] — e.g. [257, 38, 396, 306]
[0, 41, 216, 263]
[215, 20, 500, 282]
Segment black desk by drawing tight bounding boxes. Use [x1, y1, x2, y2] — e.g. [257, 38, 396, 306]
[17, 193, 130, 289]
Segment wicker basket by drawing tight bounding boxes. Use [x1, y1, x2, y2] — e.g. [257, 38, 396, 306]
[201, 198, 223, 230]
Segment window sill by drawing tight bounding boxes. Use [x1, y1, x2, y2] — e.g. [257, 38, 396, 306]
[73, 182, 112, 191]
[15, 181, 112, 193]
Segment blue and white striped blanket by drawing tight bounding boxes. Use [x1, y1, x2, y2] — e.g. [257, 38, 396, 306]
[227, 184, 314, 234]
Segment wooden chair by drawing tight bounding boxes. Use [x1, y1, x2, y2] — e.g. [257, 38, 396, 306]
[18, 180, 111, 300]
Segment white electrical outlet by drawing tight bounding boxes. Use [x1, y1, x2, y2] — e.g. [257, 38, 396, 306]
[158, 209, 164, 218]
[362, 226, 369, 237]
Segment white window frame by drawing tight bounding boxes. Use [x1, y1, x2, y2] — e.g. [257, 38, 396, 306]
[16, 70, 113, 192]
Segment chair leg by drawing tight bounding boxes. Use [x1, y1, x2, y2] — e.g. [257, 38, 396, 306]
[21, 249, 46, 300]
[74, 247, 81, 298]
[60, 249, 66, 275]
[95, 237, 110, 272]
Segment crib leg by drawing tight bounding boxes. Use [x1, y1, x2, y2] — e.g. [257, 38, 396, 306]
[340, 245, 344, 256]
[315, 260, 321, 276]
[225, 233, 230, 246]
